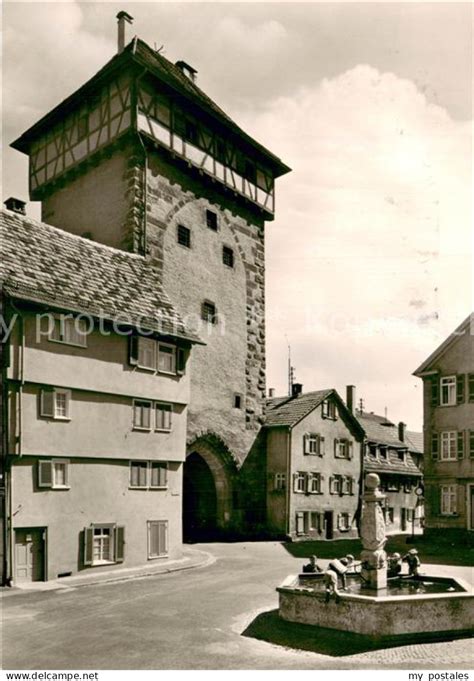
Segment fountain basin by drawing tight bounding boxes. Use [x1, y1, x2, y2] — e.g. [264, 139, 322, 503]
[277, 574, 474, 638]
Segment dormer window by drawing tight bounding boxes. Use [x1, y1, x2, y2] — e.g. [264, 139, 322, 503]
[379, 446, 388, 460]
[397, 449, 407, 463]
[322, 400, 337, 420]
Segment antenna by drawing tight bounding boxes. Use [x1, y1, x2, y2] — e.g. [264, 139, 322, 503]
[384, 406, 388, 421]
[358, 397, 365, 415]
[288, 344, 296, 397]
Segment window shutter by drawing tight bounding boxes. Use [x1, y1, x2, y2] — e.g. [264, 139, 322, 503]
[129, 335, 139, 366]
[469, 431, 474, 458]
[336, 513, 342, 530]
[468, 374, 474, 402]
[115, 526, 125, 563]
[431, 433, 439, 460]
[329, 476, 334, 494]
[158, 521, 168, 555]
[83, 527, 94, 566]
[319, 436, 325, 456]
[40, 389, 55, 417]
[296, 512, 304, 535]
[457, 431, 465, 459]
[348, 442, 354, 459]
[38, 460, 53, 487]
[457, 375, 466, 404]
[430, 378, 439, 407]
[334, 439, 338, 456]
[305, 472, 312, 493]
[176, 348, 187, 375]
[303, 434, 309, 455]
[293, 473, 299, 492]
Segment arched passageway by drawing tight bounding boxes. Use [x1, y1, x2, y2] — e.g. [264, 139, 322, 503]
[183, 452, 217, 541]
[183, 437, 235, 542]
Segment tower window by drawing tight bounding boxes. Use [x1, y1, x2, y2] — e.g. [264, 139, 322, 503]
[201, 301, 217, 325]
[223, 246, 234, 268]
[206, 210, 218, 231]
[234, 393, 242, 409]
[177, 224, 191, 248]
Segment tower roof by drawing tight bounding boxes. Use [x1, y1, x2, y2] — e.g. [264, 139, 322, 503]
[11, 38, 291, 179]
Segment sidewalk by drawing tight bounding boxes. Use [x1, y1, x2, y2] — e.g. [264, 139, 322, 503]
[1, 546, 215, 596]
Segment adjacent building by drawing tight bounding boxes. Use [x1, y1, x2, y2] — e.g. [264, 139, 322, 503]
[356, 410, 424, 535]
[1, 206, 200, 584]
[413, 314, 474, 539]
[265, 386, 365, 541]
[10, 15, 291, 540]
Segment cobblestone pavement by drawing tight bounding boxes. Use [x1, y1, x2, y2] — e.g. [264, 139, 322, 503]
[2, 542, 472, 670]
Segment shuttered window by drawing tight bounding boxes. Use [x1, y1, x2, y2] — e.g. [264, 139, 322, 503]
[148, 520, 168, 558]
[150, 462, 168, 488]
[130, 461, 148, 488]
[469, 374, 474, 402]
[38, 459, 69, 489]
[157, 343, 176, 374]
[155, 403, 172, 431]
[83, 524, 124, 566]
[440, 485, 457, 515]
[470, 431, 474, 458]
[440, 376, 456, 406]
[137, 337, 156, 370]
[133, 400, 152, 430]
[440, 431, 457, 460]
[49, 315, 88, 347]
[304, 433, 324, 456]
[40, 388, 71, 420]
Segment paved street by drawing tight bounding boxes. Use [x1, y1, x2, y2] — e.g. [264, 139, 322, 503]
[1, 542, 472, 670]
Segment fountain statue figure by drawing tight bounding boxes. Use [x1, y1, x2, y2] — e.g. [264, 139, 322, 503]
[360, 472, 387, 589]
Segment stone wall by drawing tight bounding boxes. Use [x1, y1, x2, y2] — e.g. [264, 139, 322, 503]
[145, 150, 267, 465]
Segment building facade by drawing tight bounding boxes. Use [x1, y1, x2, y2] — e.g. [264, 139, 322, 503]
[11, 20, 290, 539]
[1, 207, 200, 584]
[414, 314, 474, 538]
[265, 387, 365, 541]
[356, 411, 424, 535]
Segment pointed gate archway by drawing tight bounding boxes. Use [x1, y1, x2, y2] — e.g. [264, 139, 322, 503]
[183, 435, 236, 542]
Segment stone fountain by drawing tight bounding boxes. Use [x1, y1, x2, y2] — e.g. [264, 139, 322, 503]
[277, 474, 473, 640]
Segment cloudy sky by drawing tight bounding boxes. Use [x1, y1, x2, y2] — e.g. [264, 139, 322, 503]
[3, 1, 472, 430]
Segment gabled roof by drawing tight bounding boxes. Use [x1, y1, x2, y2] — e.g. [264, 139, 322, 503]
[364, 450, 423, 477]
[413, 314, 473, 376]
[356, 411, 423, 454]
[0, 209, 201, 343]
[265, 389, 365, 439]
[11, 38, 290, 178]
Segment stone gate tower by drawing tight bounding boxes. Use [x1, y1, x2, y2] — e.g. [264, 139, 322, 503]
[11, 15, 290, 536]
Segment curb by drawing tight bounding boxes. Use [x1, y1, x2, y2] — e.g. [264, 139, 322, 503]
[1, 548, 216, 596]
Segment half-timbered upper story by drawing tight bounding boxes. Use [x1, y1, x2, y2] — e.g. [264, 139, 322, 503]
[11, 38, 290, 221]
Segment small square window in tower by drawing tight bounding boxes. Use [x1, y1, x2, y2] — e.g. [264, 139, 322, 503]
[223, 246, 234, 268]
[201, 301, 217, 324]
[206, 210, 218, 231]
[177, 224, 191, 248]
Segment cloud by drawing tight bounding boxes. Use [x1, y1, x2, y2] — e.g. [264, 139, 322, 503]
[241, 66, 472, 425]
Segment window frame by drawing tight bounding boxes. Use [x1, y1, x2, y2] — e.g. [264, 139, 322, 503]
[40, 388, 72, 421]
[147, 520, 169, 559]
[137, 337, 156, 371]
[48, 315, 88, 348]
[157, 342, 177, 375]
[335, 438, 352, 459]
[440, 484, 457, 515]
[38, 458, 70, 490]
[84, 523, 125, 567]
[150, 462, 168, 489]
[440, 375, 457, 406]
[129, 460, 149, 489]
[155, 402, 173, 432]
[321, 399, 337, 420]
[304, 433, 324, 456]
[440, 431, 457, 461]
[294, 472, 306, 494]
[176, 224, 191, 248]
[308, 472, 322, 494]
[201, 300, 218, 325]
[274, 472, 286, 491]
[132, 399, 152, 431]
[206, 209, 218, 231]
[338, 513, 351, 531]
[222, 246, 235, 268]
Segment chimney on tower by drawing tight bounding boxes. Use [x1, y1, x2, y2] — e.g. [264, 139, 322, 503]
[292, 383, 303, 398]
[268, 388, 275, 398]
[117, 11, 134, 54]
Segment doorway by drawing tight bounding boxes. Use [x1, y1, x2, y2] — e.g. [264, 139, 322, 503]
[324, 511, 334, 539]
[14, 528, 45, 583]
[401, 508, 407, 531]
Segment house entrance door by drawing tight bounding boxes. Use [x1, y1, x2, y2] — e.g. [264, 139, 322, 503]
[324, 511, 334, 539]
[15, 528, 45, 583]
[401, 508, 407, 531]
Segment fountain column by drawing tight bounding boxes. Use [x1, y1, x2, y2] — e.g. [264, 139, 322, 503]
[360, 473, 387, 590]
